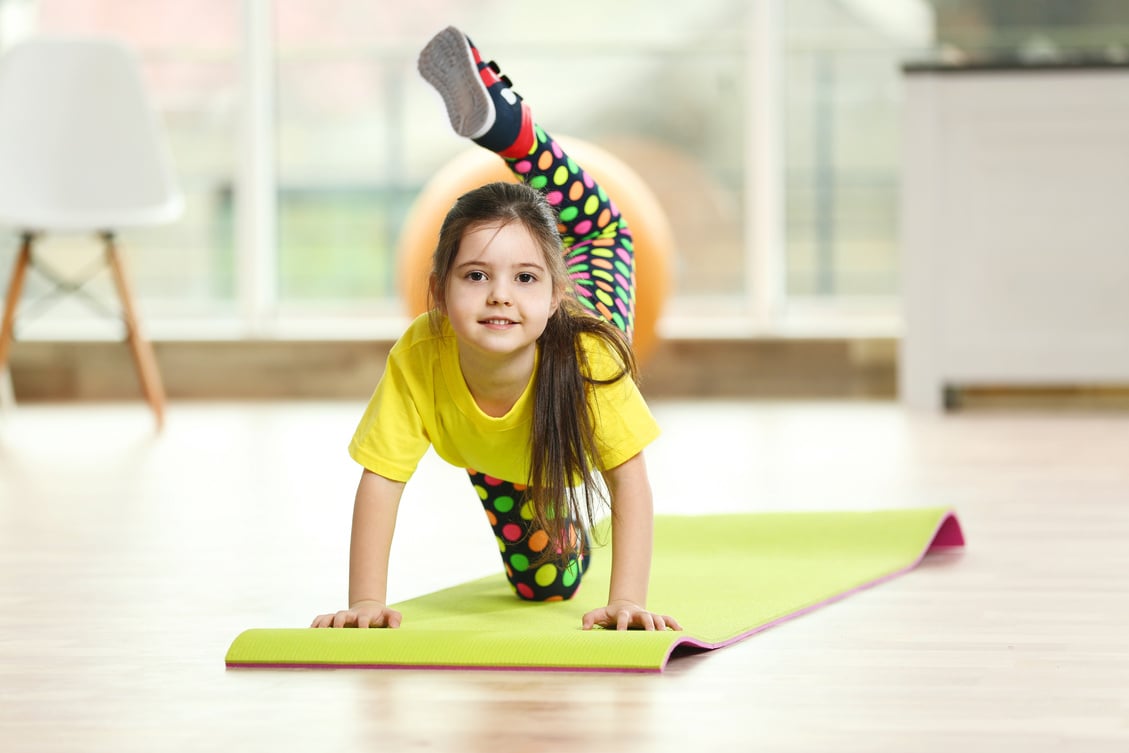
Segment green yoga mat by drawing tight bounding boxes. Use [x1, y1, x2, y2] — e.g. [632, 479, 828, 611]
[226, 507, 963, 673]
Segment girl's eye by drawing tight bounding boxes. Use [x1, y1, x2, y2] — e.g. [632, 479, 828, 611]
[516, 273, 536, 283]
[466, 271, 487, 281]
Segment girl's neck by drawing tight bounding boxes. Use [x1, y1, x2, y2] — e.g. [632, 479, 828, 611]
[456, 341, 537, 418]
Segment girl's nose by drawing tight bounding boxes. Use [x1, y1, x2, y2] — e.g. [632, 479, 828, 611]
[488, 283, 513, 305]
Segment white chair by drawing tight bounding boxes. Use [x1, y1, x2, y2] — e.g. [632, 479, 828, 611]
[0, 36, 183, 428]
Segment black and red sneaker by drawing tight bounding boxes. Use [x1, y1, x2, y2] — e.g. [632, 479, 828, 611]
[418, 26, 535, 158]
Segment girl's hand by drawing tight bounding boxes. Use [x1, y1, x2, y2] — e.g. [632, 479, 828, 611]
[581, 600, 682, 631]
[311, 600, 402, 629]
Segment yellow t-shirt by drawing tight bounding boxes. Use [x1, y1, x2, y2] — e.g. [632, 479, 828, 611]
[348, 313, 660, 483]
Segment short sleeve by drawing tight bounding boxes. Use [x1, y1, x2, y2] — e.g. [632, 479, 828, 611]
[583, 338, 661, 471]
[348, 353, 432, 482]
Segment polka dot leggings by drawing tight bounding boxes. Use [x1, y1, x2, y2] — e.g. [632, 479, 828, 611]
[470, 121, 635, 601]
[469, 470, 591, 601]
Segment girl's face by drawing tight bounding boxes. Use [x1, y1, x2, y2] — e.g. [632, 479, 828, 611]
[441, 220, 560, 365]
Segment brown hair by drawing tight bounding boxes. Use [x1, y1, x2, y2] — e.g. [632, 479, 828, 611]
[428, 181, 637, 564]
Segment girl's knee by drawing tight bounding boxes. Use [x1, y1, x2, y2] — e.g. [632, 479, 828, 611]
[507, 548, 588, 601]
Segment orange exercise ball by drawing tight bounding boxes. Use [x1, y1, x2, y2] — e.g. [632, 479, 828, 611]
[395, 137, 674, 364]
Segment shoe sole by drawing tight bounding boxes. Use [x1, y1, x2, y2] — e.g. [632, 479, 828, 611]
[417, 26, 493, 138]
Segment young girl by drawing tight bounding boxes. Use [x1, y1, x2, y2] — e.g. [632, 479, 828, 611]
[312, 26, 679, 632]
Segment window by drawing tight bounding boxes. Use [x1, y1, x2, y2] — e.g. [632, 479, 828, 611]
[7, 0, 240, 338]
[5, 0, 1127, 341]
[783, 1, 931, 299]
[272, 1, 749, 336]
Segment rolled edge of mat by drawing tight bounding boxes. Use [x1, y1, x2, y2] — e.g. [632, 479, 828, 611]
[224, 627, 685, 673]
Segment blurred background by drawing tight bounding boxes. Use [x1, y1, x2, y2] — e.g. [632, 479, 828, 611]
[2, 0, 1128, 403]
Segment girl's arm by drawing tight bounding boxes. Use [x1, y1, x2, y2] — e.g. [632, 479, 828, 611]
[582, 452, 682, 631]
[311, 469, 406, 628]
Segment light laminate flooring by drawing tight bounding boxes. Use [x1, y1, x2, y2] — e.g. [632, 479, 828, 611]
[1, 400, 1126, 752]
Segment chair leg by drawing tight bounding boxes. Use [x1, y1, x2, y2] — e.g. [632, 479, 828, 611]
[103, 233, 166, 430]
[0, 234, 34, 377]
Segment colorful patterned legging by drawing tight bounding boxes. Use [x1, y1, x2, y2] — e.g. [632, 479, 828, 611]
[470, 122, 636, 601]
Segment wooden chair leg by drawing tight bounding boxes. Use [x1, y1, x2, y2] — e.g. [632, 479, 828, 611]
[103, 233, 166, 430]
[0, 236, 32, 414]
[0, 234, 34, 377]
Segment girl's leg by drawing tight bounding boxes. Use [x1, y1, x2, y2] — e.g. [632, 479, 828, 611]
[513, 126, 637, 339]
[419, 28, 616, 602]
[419, 26, 636, 339]
[467, 470, 589, 601]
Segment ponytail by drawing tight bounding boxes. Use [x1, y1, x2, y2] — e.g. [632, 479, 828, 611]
[527, 297, 637, 565]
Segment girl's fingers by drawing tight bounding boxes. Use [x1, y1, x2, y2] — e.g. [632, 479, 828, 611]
[617, 608, 631, 631]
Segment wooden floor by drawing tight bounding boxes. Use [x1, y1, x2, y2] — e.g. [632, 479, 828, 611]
[1, 399, 1126, 752]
